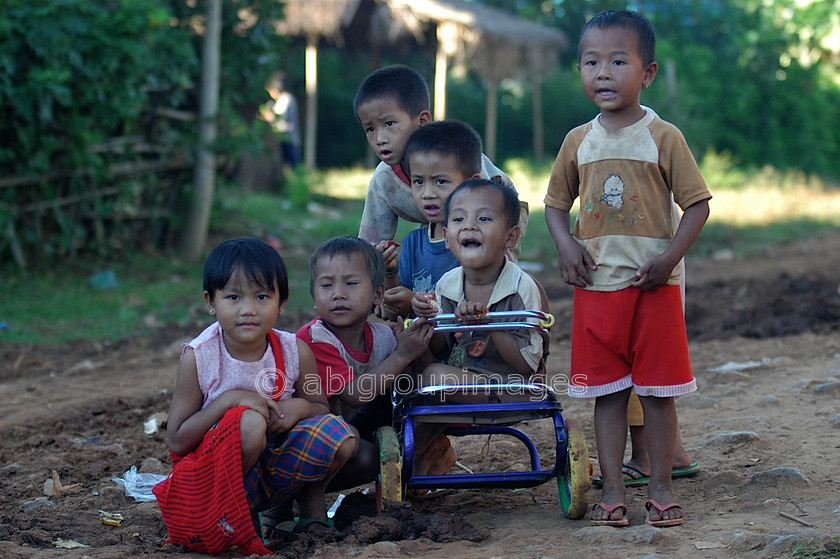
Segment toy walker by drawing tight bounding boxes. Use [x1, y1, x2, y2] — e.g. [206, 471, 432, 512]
[375, 310, 590, 519]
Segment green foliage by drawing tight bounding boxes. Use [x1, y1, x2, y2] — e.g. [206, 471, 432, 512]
[0, 0, 295, 263]
[0, 0, 195, 175]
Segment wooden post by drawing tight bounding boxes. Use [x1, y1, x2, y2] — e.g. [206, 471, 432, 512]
[485, 79, 498, 162]
[434, 24, 450, 121]
[180, 0, 221, 261]
[532, 75, 544, 161]
[304, 35, 318, 171]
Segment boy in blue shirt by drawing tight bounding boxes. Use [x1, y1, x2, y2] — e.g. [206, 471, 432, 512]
[376, 120, 482, 319]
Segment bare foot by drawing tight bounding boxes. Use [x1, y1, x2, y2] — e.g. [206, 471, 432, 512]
[414, 434, 457, 476]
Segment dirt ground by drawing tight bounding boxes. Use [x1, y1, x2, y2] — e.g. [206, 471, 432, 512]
[1, 232, 839, 559]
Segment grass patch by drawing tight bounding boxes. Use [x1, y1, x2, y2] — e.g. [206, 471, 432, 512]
[1, 161, 838, 345]
[790, 539, 840, 558]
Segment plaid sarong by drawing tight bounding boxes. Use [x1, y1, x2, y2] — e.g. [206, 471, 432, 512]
[243, 413, 354, 511]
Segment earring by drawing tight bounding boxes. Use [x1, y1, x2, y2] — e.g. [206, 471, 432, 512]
[209, 308, 215, 315]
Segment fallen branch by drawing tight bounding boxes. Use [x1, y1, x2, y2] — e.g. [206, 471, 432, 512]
[779, 511, 813, 527]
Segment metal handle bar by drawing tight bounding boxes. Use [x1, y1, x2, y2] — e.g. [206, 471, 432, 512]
[417, 382, 558, 396]
[405, 310, 554, 331]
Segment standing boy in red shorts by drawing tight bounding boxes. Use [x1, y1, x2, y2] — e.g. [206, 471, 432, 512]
[544, 10, 711, 527]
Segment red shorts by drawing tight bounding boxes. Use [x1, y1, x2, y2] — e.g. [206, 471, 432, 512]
[568, 285, 696, 398]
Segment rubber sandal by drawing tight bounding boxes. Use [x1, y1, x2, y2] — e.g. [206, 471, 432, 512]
[589, 502, 629, 527]
[671, 462, 700, 479]
[293, 517, 347, 539]
[269, 520, 301, 542]
[407, 487, 453, 500]
[591, 462, 701, 488]
[645, 499, 684, 527]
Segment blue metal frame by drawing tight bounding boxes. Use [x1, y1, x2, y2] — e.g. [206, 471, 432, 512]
[394, 384, 570, 491]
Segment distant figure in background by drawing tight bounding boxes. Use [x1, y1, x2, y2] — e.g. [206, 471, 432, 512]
[262, 71, 301, 168]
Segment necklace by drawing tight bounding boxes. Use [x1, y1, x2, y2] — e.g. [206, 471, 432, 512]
[465, 276, 496, 286]
[464, 263, 504, 286]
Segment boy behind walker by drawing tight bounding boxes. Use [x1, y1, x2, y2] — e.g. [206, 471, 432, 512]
[544, 10, 711, 527]
[154, 238, 355, 554]
[353, 65, 527, 261]
[376, 119, 483, 319]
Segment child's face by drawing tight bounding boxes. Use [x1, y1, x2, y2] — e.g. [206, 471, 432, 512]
[204, 268, 286, 359]
[409, 150, 476, 226]
[445, 188, 518, 273]
[311, 253, 381, 332]
[356, 96, 431, 167]
[577, 25, 657, 128]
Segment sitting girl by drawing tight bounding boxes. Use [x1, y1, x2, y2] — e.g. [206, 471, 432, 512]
[154, 237, 356, 554]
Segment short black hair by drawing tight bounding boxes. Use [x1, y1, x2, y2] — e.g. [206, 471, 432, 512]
[204, 237, 289, 303]
[405, 120, 483, 178]
[578, 10, 656, 66]
[308, 236, 386, 293]
[353, 64, 431, 119]
[445, 178, 520, 229]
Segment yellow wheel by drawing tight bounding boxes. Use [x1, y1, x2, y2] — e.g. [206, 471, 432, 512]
[540, 313, 555, 329]
[558, 420, 590, 519]
[375, 426, 403, 513]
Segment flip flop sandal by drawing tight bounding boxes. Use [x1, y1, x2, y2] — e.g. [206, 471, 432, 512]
[590, 464, 649, 488]
[407, 487, 453, 500]
[268, 520, 301, 543]
[645, 499, 684, 527]
[591, 462, 701, 488]
[589, 502, 629, 527]
[293, 517, 347, 540]
[671, 462, 700, 479]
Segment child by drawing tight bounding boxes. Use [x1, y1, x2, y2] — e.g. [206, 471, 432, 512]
[153, 238, 356, 554]
[377, 119, 482, 319]
[353, 64, 527, 261]
[543, 10, 711, 527]
[296, 236, 438, 481]
[412, 179, 549, 463]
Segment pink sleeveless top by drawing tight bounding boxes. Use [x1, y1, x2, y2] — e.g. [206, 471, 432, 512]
[185, 322, 299, 409]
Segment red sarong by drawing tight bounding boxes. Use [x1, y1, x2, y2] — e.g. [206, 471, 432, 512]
[153, 405, 270, 555]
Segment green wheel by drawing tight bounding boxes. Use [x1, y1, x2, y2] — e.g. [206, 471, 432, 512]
[375, 426, 403, 513]
[558, 420, 590, 519]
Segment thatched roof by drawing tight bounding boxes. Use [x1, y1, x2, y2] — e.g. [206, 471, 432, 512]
[277, 0, 361, 41]
[279, 0, 567, 80]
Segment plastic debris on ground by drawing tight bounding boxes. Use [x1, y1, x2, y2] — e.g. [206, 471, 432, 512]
[112, 465, 167, 502]
[143, 411, 168, 435]
[99, 510, 124, 526]
[52, 539, 89, 548]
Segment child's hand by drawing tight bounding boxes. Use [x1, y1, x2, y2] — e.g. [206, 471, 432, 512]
[266, 399, 299, 435]
[374, 240, 400, 273]
[411, 291, 439, 318]
[455, 301, 488, 322]
[555, 236, 597, 287]
[376, 286, 413, 321]
[226, 390, 272, 420]
[393, 316, 434, 359]
[632, 253, 678, 291]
